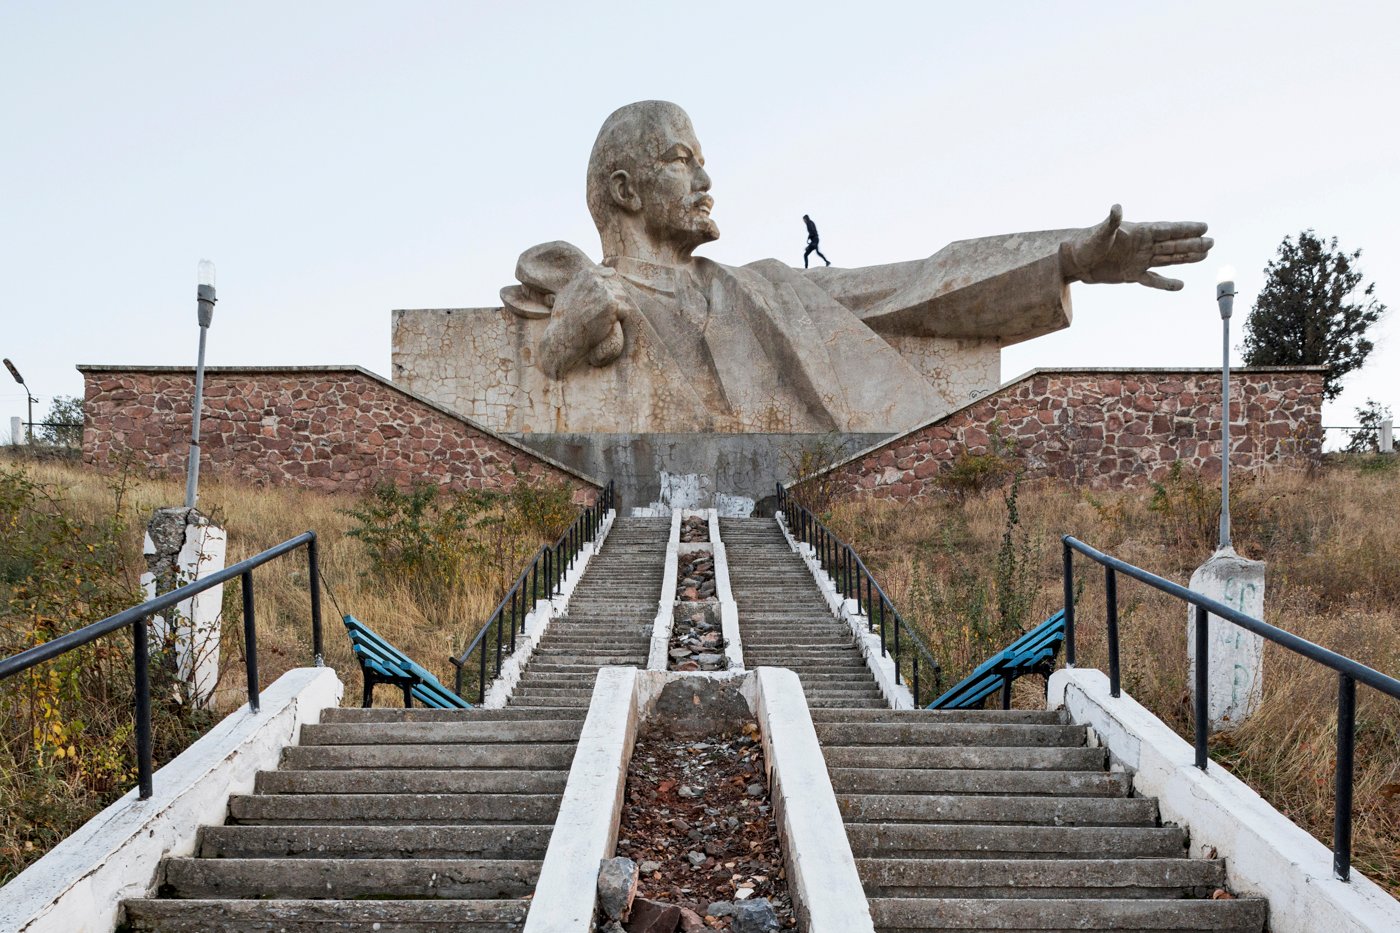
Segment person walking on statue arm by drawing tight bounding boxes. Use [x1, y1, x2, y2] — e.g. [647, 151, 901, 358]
[803, 214, 830, 268]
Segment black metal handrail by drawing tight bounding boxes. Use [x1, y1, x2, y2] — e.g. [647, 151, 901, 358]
[776, 485, 942, 705]
[0, 531, 324, 800]
[1062, 534, 1400, 882]
[450, 480, 615, 702]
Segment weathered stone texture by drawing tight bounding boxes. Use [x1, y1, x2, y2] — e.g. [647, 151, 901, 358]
[79, 366, 598, 500]
[815, 368, 1324, 501]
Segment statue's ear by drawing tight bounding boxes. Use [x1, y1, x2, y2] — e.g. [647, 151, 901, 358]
[608, 170, 641, 213]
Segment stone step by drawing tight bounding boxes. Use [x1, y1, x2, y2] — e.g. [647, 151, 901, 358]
[811, 709, 1064, 725]
[160, 856, 542, 900]
[120, 898, 529, 932]
[857, 857, 1228, 899]
[823, 745, 1106, 771]
[815, 722, 1085, 748]
[199, 824, 553, 860]
[319, 707, 586, 723]
[512, 684, 597, 695]
[299, 720, 582, 746]
[829, 768, 1131, 798]
[228, 793, 561, 825]
[256, 769, 569, 796]
[838, 793, 1157, 826]
[847, 823, 1187, 859]
[509, 695, 593, 708]
[866, 895, 1267, 931]
[808, 698, 890, 709]
[281, 743, 577, 771]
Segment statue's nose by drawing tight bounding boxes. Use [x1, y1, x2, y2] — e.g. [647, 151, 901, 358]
[694, 163, 711, 191]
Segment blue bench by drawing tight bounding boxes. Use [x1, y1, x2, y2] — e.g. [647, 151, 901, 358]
[341, 614, 472, 709]
[927, 610, 1067, 710]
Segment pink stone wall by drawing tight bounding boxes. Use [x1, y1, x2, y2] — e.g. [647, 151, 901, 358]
[80, 367, 598, 501]
[813, 368, 1324, 502]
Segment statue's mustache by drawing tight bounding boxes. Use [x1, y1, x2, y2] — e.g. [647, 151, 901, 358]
[685, 193, 714, 215]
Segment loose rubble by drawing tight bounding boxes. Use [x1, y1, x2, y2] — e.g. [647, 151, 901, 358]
[604, 725, 798, 931]
[679, 514, 710, 543]
[670, 549, 724, 672]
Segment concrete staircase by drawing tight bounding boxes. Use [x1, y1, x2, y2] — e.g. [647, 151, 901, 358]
[719, 517, 886, 708]
[509, 516, 669, 709]
[120, 707, 582, 931]
[120, 517, 670, 931]
[815, 707, 1268, 932]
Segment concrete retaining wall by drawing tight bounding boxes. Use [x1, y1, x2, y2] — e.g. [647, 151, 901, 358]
[0, 667, 344, 933]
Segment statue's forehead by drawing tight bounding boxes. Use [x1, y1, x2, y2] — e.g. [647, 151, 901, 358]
[639, 112, 703, 158]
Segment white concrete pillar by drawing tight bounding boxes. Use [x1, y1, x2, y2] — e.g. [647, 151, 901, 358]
[1381, 418, 1394, 454]
[1187, 548, 1265, 730]
[9, 416, 21, 445]
[142, 508, 227, 707]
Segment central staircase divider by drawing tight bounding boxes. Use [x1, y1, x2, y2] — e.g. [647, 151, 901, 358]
[776, 484, 942, 706]
[451, 480, 615, 703]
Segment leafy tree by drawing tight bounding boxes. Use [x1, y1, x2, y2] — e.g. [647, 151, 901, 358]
[37, 395, 84, 448]
[1240, 231, 1386, 399]
[1345, 399, 1393, 454]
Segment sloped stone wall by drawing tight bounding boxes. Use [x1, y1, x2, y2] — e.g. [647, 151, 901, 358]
[811, 368, 1324, 500]
[79, 366, 599, 500]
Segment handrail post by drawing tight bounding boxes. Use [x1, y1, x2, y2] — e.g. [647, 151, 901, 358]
[133, 614, 153, 800]
[1193, 604, 1209, 770]
[242, 570, 260, 713]
[307, 534, 324, 666]
[478, 634, 488, 705]
[1335, 673, 1356, 881]
[509, 589, 518, 653]
[1105, 565, 1120, 698]
[1062, 540, 1076, 667]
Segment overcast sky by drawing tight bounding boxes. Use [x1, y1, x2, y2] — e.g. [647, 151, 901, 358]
[2, 1, 1396, 443]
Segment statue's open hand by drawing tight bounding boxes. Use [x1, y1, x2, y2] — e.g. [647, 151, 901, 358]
[1060, 204, 1213, 291]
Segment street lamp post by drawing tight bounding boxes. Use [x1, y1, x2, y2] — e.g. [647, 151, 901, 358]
[184, 260, 217, 509]
[3, 358, 37, 445]
[1215, 266, 1237, 551]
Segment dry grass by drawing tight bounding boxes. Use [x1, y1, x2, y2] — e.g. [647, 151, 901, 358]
[2, 455, 510, 708]
[824, 456, 1400, 893]
[0, 452, 570, 881]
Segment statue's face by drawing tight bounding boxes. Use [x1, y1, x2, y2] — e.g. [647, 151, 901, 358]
[633, 113, 718, 253]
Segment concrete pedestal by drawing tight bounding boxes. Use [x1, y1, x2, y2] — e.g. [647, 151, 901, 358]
[1187, 547, 1265, 730]
[142, 508, 227, 707]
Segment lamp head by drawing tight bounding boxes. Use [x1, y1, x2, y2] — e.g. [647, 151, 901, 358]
[1215, 265, 1237, 320]
[196, 259, 217, 326]
[3, 358, 23, 386]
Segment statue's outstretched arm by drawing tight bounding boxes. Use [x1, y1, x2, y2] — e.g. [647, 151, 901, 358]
[808, 205, 1211, 346]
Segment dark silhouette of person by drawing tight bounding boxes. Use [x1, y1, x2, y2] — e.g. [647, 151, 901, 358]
[803, 214, 830, 268]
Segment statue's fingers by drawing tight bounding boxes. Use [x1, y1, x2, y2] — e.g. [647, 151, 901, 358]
[1153, 236, 1213, 256]
[1082, 204, 1123, 260]
[1152, 251, 1212, 266]
[1148, 221, 1209, 241]
[1138, 271, 1184, 291]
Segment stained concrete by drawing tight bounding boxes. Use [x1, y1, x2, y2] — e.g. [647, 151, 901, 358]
[514, 431, 890, 515]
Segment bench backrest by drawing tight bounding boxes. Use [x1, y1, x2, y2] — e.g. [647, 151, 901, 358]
[928, 610, 1066, 710]
[342, 615, 471, 709]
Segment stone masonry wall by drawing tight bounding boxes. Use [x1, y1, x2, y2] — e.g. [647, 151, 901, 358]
[80, 366, 599, 500]
[813, 368, 1325, 501]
